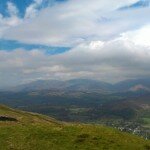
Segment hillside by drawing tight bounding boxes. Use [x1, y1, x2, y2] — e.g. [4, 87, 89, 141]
[0, 105, 149, 150]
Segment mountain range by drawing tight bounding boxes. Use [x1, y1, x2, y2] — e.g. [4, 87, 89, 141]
[0, 78, 149, 140]
[4, 78, 150, 93]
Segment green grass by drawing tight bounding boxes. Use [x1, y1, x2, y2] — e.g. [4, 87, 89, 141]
[0, 105, 149, 150]
[142, 118, 150, 128]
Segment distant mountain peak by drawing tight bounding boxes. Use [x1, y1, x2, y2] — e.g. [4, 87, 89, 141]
[129, 84, 150, 92]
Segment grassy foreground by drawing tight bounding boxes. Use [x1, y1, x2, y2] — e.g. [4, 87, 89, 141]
[0, 105, 149, 150]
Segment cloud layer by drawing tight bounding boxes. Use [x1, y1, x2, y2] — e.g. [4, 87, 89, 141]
[1, 26, 150, 87]
[1, 0, 142, 46]
[0, 0, 150, 87]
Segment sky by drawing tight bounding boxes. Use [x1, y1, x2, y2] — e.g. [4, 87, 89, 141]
[0, 0, 150, 87]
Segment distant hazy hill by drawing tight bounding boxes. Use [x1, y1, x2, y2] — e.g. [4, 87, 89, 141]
[7, 79, 113, 92]
[5, 78, 150, 93]
[0, 105, 149, 150]
[114, 78, 150, 92]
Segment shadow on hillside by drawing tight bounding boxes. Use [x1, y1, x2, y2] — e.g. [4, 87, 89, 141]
[0, 116, 17, 121]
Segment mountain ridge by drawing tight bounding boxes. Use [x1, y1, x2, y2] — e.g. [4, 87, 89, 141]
[3, 78, 150, 93]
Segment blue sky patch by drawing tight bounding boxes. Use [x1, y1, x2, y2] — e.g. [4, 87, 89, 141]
[119, 0, 150, 10]
[0, 0, 67, 17]
[0, 0, 33, 17]
[0, 39, 70, 55]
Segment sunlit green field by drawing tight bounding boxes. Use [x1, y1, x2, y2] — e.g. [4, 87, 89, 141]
[142, 118, 150, 128]
[0, 105, 149, 150]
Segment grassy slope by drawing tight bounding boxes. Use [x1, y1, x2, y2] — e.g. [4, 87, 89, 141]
[0, 105, 149, 150]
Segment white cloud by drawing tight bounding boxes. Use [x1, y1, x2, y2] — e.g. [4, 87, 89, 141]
[1, 0, 142, 46]
[7, 2, 18, 16]
[0, 29, 150, 87]
[0, 0, 150, 87]
[0, 2, 21, 37]
[121, 25, 150, 47]
[25, 0, 43, 19]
